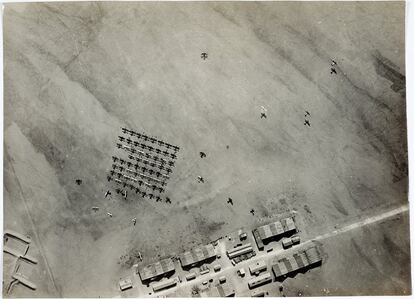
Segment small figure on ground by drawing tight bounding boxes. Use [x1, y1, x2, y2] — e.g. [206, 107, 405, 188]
[260, 106, 268, 119]
[305, 110, 310, 117]
[197, 176, 205, 183]
[92, 207, 99, 212]
[330, 68, 337, 75]
[250, 209, 255, 216]
[107, 212, 113, 217]
[227, 198, 233, 205]
[132, 217, 137, 226]
[105, 190, 111, 198]
[75, 179, 82, 185]
[331, 59, 337, 66]
[200, 152, 206, 158]
[166, 197, 172, 204]
[304, 120, 311, 127]
[201, 52, 208, 60]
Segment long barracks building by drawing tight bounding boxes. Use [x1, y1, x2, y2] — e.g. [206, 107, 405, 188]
[138, 258, 175, 283]
[253, 217, 297, 250]
[179, 243, 216, 268]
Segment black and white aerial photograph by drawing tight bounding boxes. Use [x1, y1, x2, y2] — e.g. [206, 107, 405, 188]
[2, 1, 411, 297]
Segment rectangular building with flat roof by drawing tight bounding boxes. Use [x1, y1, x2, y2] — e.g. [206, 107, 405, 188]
[248, 272, 272, 289]
[138, 258, 175, 282]
[152, 277, 178, 292]
[179, 243, 216, 268]
[227, 243, 254, 259]
[249, 260, 267, 275]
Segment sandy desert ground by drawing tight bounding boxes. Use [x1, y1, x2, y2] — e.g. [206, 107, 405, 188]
[3, 1, 409, 297]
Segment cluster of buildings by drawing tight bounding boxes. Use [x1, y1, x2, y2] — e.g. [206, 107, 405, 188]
[108, 128, 179, 201]
[126, 215, 323, 297]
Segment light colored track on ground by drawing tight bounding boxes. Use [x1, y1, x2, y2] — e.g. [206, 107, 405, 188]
[5, 152, 60, 296]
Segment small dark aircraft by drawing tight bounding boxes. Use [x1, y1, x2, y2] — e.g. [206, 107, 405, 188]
[250, 209, 255, 215]
[197, 176, 205, 183]
[166, 197, 172, 204]
[304, 120, 311, 127]
[227, 198, 233, 205]
[305, 111, 310, 117]
[200, 152, 206, 158]
[261, 112, 267, 119]
[75, 179, 82, 185]
[105, 190, 111, 198]
[330, 68, 337, 74]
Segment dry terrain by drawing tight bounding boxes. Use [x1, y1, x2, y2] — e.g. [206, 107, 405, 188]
[3, 2, 409, 297]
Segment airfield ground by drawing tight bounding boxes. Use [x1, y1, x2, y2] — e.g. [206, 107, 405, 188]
[3, 2, 409, 297]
